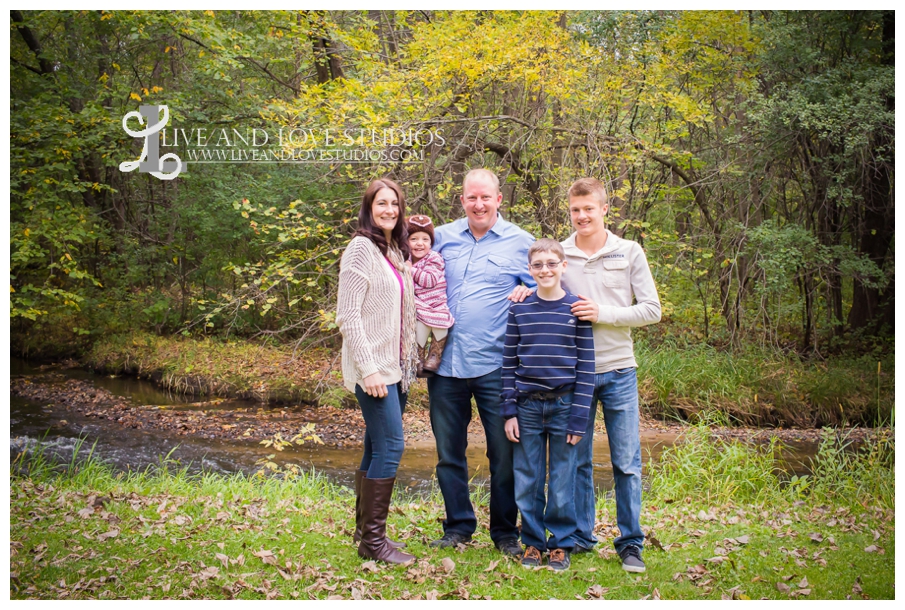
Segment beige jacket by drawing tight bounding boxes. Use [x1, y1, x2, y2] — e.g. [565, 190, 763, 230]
[561, 230, 661, 373]
[336, 236, 404, 392]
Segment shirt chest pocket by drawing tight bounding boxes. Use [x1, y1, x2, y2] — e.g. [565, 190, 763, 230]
[601, 259, 629, 288]
[484, 254, 512, 284]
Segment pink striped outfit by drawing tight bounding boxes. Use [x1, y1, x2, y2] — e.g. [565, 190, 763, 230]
[411, 250, 454, 329]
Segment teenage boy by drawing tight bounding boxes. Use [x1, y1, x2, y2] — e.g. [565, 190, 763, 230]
[562, 178, 661, 573]
[502, 239, 596, 572]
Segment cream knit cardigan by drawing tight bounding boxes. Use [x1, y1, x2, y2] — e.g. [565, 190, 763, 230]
[336, 236, 407, 393]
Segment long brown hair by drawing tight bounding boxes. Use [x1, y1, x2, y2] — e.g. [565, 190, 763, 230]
[353, 178, 410, 259]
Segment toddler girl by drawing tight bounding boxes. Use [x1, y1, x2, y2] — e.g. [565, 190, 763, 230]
[406, 215, 454, 377]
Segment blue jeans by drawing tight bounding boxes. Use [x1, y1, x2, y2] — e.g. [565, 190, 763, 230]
[574, 368, 644, 553]
[512, 393, 578, 551]
[355, 383, 407, 479]
[427, 369, 518, 544]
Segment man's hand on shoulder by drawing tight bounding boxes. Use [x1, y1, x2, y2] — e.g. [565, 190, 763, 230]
[507, 285, 534, 302]
[571, 293, 599, 322]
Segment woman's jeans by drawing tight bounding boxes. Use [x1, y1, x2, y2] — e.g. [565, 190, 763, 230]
[512, 392, 578, 552]
[573, 367, 644, 553]
[355, 382, 407, 479]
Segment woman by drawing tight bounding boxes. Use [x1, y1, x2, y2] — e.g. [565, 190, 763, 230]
[336, 178, 419, 565]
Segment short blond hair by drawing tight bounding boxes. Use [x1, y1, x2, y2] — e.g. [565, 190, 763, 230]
[528, 238, 565, 263]
[463, 168, 501, 193]
[568, 177, 608, 207]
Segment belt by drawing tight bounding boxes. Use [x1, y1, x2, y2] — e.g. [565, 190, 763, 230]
[522, 388, 572, 401]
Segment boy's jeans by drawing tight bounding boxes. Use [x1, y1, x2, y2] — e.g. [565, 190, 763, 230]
[512, 392, 578, 552]
[574, 368, 644, 554]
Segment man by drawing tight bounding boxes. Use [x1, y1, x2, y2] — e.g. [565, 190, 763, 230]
[561, 177, 661, 573]
[428, 168, 535, 556]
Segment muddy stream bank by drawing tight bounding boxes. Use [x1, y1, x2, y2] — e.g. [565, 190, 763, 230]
[10, 359, 834, 494]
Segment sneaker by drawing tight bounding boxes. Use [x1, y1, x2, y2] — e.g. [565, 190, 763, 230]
[619, 545, 646, 573]
[520, 546, 543, 569]
[496, 537, 523, 557]
[572, 543, 594, 554]
[429, 531, 472, 548]
[547, 548, 571, 572]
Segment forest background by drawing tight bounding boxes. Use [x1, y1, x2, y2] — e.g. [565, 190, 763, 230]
[9, 9, 895, 428]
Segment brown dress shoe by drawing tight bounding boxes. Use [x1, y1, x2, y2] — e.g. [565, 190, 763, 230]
[422, 335, 447, 374]
[358, 476, 415, 565]
[354, 470, 405, 548]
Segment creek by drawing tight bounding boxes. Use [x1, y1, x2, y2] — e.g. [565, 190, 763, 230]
[9, 360, 817, 494]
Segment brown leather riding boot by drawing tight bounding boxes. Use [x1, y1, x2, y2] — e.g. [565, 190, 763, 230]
[422, 335, 447, 374]
[354, 470, 405, 548]
[358, 476, 415, 564]
[416, 344, 432, 378]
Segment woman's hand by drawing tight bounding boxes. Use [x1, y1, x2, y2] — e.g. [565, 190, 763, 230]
[362, 373, 388, 398]
[566, 434, 582, 445]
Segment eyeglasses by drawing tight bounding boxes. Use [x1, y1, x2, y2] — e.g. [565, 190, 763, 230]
[529, 261, 563, 271]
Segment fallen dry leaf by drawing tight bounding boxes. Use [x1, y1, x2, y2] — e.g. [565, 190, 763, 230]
[798, 577, 809, 589]
[97, 529, 119, 542]
[864, 545, 878, 553]
[215, 553, 229, 568]
[484, 560, 499, 572]
[735, 534, 750, 544]
[587, 585, 608, 598]
[361, 561, 379, 573]
[776, 582, 791, 595]
[253, 549, 277, 565]
[441, 557, 455, 573]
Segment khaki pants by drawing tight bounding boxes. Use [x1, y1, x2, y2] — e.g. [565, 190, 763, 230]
[416, 320, 448, 347]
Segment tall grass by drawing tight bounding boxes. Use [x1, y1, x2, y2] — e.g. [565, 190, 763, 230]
[807, 428, 895, 506]
[646, 424, 784, 505]
[646, 423, 895, 509]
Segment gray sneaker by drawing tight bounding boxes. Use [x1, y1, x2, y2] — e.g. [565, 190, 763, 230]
[619, 545, 646, 573]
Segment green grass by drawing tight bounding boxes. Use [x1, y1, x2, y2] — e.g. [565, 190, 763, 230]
[11, 426, 894, 599]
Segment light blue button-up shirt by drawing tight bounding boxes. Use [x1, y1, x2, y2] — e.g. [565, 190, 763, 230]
[433, 214, 536, 378]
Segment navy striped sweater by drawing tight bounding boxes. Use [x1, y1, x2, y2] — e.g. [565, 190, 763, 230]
[501, 292, 596, 436]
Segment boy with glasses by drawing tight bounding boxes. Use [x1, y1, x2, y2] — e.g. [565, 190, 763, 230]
[502, 239, 595, 571]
